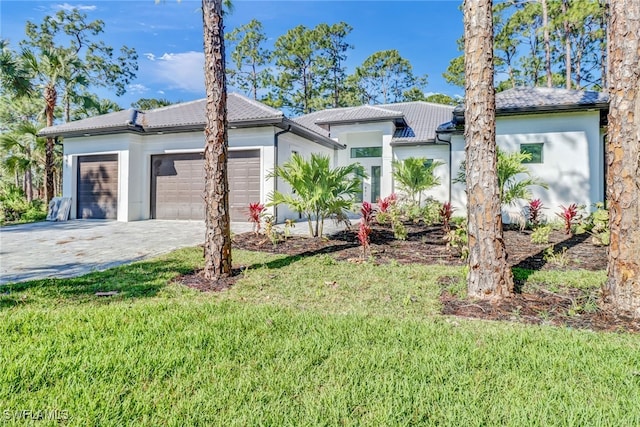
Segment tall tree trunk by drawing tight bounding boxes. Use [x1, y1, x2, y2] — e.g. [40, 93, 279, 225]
[202, 0, 232, 281]
[562, 0, 572, 89]
[604, 0, 640, 316]
[463, 0, 514, 299]
[25, 168, 33, 203]
[541, 0, 552, 87]
[600, 0, 608, 89]
[44, 83, 56, 204]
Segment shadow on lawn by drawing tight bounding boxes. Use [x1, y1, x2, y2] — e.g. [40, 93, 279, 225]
[0, 256, 196, 309]
[511, 233, 590, 292]
[244, 239, 359, 271]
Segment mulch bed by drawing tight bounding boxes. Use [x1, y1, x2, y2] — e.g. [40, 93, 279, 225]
[178, 221, 640, 333]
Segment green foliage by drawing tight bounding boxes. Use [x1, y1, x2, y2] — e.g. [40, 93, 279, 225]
[270, 22, 353, 113]
[575, 202, 610, 246]
[392, 157, 443, 206]
[455, 148, 548, 207]
[445, 220, 469, 260]
[0, 183, 45, 224]
[130, 98, 173, 111]
[225, 19, 272, 101]
[424, 93, 460, 106]
[543, 246, 570, 267]
[530, 224, 552, 244]
[352, 49, 427, 104]
[268, 153, 363, 237]
[445, 1, 607, 90]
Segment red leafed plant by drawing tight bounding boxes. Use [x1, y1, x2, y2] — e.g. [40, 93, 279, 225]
[358, 201, 375, 259]
[248, 202, 266, 235]
[357, 221, 372, 259]
[360, 201, 374, 226]
[377, 193, 397, 213]
[439, 202, 455, 233]
[528, 199, 544, 227]
[557, 203, 579, 234]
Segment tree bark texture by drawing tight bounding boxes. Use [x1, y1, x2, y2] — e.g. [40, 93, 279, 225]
[202, 0, 232, 280]
[541, 0, 553, 88]
[605, 0, 640, 316]
[44, 83, 56, 204]
[463, 0, 514, 299]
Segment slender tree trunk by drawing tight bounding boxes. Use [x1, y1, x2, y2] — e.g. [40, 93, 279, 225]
[25, 168, 33, 203]
[44, 83, 56, 204]
[600, 0, 608, 89]
[604, 0, 640, 316]
[202, 0, 232, 281]
[541, 0, 552, 87]
[562, 0, 572, 89]
[463, 0, 514, 299]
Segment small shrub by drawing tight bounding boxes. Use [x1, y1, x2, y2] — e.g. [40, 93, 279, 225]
[421, 198, 441, 226]
[247, 202, 266, 235]
[580, 202, 609, 246]
[392, 220, 408, 241]
[439, 202, 455, 233]
[527, 199, 544, 228]
[445, 220, 469, 260]
[543, 246, 569, 267]
[376, 211, 390, 225]
[556, 203, 580, 235]
[263, 215, 281, 246]
[377, 193, 397, 213]
[283, 219, 296, 238]
[357, 222, 372, 260]
[530, 224, 552, 244]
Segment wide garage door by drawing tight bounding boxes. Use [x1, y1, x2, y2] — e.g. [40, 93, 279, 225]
[77, 154, 118, 219]
[151, 150, 260, 221]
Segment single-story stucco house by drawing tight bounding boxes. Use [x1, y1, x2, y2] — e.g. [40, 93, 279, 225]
[39, 87, 609, 223]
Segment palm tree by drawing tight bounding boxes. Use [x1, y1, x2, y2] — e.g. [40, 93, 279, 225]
[268, 153, 364, 237]
[463, 0, 514, 299]
[455, 148, 548, 207]
[392, 157, 443, 206]
[0, 122, 45, 202]
[604, 0, 640, 315]
[18, 47, 81, 203]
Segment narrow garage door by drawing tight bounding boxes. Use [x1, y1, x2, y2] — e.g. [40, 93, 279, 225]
[151, 150, 260, 221]
[77, 154, 118, 219]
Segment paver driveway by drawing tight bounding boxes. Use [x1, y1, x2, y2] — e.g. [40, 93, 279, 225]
[0, 218, 353, 284]
[0, 220, 219, 284]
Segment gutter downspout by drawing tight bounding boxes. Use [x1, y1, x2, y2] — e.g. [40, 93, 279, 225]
[274, 125, 292, 222]
[435, 131, 453, 205]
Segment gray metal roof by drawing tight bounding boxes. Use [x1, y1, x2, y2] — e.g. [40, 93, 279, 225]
[39, 92, 285, 137]
[294, 101, 455, 144]
[453, 87, 609, 115]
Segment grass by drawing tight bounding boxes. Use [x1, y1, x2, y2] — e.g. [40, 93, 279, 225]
[1, 247, 638, 426]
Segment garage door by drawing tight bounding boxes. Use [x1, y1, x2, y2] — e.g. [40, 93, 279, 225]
[151, 150, 260, 221]
[77, 154, 118, 219]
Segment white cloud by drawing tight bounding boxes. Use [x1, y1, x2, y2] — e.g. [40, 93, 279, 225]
[55, 3, 97, 11]
[146, 51, 205, 94]
[144, 53, 156, 62]
[128, 84, 149, 95]
[157, 90, 165, 95]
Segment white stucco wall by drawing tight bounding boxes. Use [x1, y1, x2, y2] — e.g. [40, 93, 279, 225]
[449, 110, 605, 222]
[330, 122, 395, 203]
[392, 144, 450, 205]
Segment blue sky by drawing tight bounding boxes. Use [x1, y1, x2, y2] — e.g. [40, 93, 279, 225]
[1, 0, 464, 109]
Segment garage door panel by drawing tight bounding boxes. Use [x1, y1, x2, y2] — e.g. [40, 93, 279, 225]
[151, 150, 260, 221]
[77, 155, 118, 219]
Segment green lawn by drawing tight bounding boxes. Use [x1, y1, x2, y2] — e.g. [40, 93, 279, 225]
[1, 248, 638, 426]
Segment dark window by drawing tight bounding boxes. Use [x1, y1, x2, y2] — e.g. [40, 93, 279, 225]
[520, 143, 544, 164]
[351, 147, 382, 158]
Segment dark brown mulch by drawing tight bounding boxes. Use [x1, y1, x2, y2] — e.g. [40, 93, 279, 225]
[177, 221, 640, 333]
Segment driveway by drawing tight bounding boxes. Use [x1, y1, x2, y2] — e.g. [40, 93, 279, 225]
[0, 218, 353, 285]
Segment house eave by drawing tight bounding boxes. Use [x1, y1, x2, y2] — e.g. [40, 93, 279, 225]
[280, 118, 345, 150]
